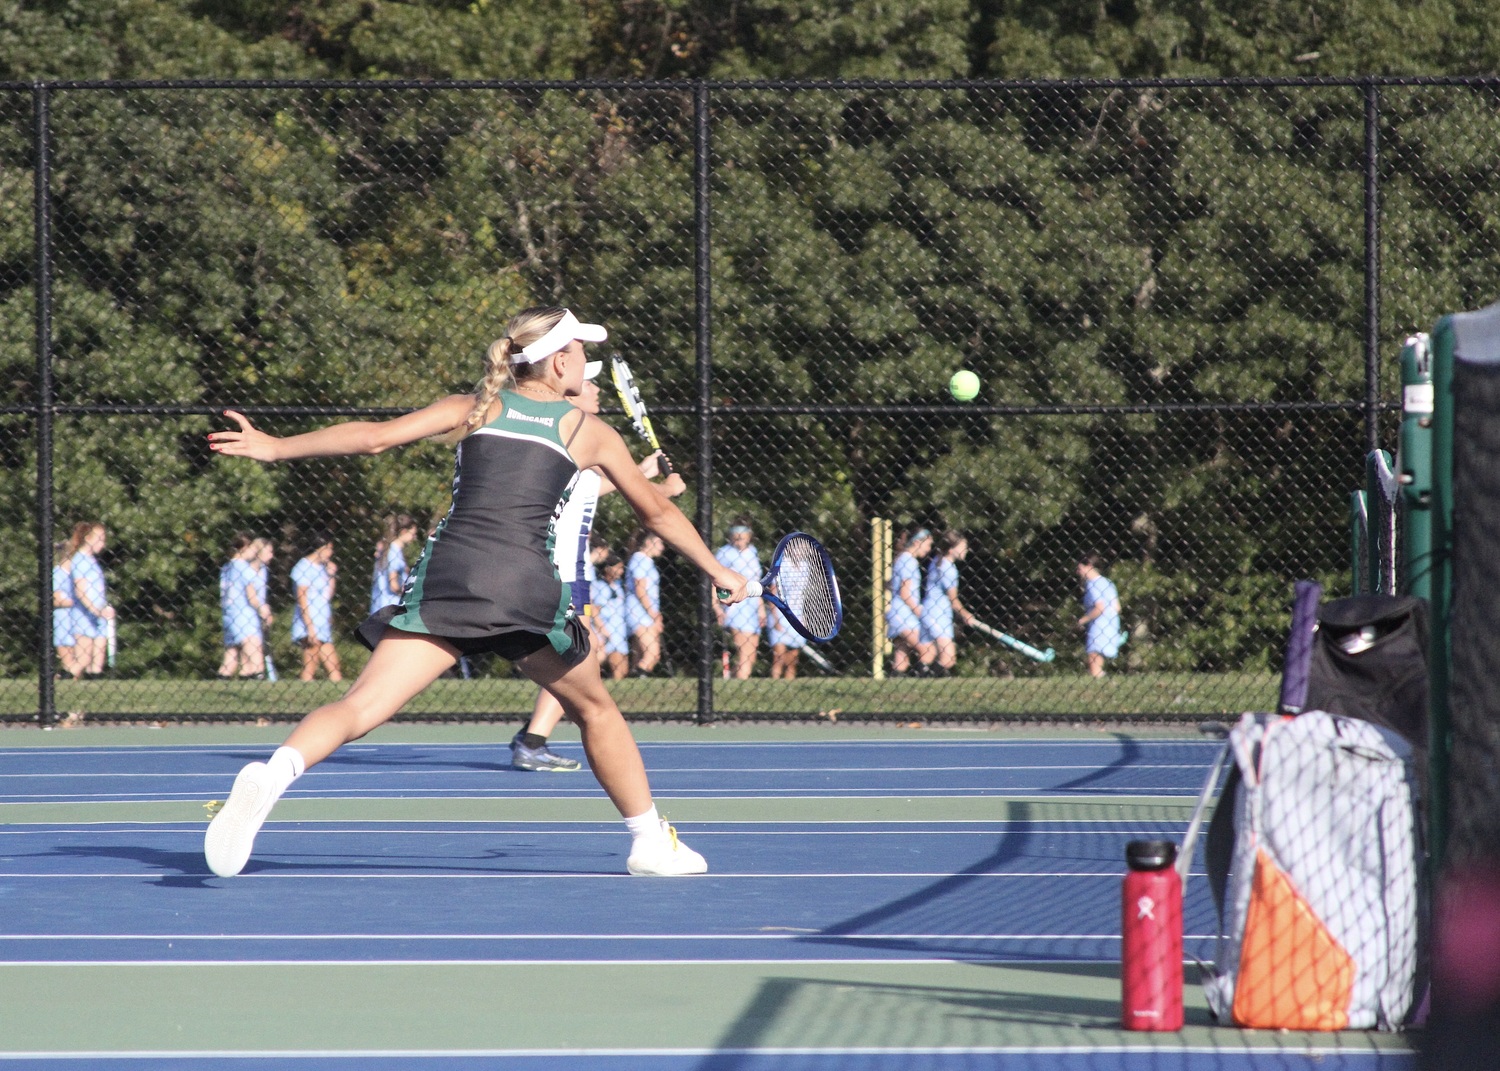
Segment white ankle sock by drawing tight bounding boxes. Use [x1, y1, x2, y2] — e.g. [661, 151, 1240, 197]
[265, 746, 305, 796]
[623, 806, 665, 845]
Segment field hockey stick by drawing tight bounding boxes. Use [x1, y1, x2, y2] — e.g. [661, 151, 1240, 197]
[967, 618, 1055, 663]
[609, 355, 673, 475]
[717, 531, 842, 643]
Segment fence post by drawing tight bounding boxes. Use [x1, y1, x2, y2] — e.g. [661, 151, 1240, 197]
[1363, 80, 1381, 457]
[694, 81, 715, 725]
[33, 83, 55, 726]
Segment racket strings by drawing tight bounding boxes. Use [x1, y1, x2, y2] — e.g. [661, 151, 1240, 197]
[777, 537, 839, 640]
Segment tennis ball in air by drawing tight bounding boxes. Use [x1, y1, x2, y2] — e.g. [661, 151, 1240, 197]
[949, 369, 980, 401]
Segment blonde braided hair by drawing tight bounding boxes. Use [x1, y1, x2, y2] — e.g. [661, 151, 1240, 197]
[463, 306, 568, 433]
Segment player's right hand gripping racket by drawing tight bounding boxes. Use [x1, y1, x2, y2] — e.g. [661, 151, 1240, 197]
[610, 355, 673, 476]
[720, 531, 842, 643]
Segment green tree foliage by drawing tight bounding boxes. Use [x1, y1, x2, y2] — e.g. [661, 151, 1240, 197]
[2, 1, 1497, 692]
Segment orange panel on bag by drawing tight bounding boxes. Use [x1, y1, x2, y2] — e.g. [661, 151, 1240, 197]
[1232, 847, 1354, 1030]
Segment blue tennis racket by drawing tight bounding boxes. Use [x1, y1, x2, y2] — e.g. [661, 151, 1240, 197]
[720, 531, 841, 643]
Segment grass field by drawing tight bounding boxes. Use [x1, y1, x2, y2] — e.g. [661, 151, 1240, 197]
[0, 671, 1280, 722]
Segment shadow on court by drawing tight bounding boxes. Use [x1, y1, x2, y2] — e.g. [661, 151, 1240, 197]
[804, 733, 1156, 960]
[210, 747, 515, 774]
[695, 965, 1125, 1069]
[36, 839, 617, 884]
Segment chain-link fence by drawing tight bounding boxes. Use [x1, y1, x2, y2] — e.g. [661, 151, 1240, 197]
[3, 77, 1498, 725]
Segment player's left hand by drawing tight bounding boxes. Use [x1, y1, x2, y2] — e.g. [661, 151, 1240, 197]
[209, 410, 281, 462]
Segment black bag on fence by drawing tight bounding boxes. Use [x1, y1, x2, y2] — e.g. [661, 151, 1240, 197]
[1305, 594, 1428, 751]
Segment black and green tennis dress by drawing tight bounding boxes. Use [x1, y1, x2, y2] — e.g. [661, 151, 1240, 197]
[360, 390, 590, 664]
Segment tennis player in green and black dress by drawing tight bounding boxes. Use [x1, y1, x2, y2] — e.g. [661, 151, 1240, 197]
[203, 306, 751, 880]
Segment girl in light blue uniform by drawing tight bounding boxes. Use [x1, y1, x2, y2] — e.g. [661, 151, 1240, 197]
[370, 514, 418, 614]
[1077, 552, 1123, 678]
[885, 527, 932, 676]
[292, 534, 342, 681]
[52, 550, 79, 678]
[714, 519, 764, 678]
[219, 534, 260, 677]
[624, 530, 666, 675]
[918, 530, 972, 677]
[766, 596, 806, 678]
[64, 522, 112, 677]
[592, 553, 631, 679]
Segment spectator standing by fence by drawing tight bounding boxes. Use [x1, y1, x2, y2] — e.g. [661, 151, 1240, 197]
[714, 518, 764, 679]
[919, 530, 974, 678]
[52, 545, 80, 679]
[885, 527, 931, 677]
[370, 514, 418, 614]
[219, 533, 273, 679]
[1077, 552, 1123, 678]
[292, 533, 342, 682]
[593, 551, 630, 680]
[625, 529, 667, 676]
[766, 590, 806, 679]
[61, 522, 112, 678]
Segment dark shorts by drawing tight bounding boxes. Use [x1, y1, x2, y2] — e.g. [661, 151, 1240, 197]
[355, 606, 591, 668]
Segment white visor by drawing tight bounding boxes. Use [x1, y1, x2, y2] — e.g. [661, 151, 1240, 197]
[584, 360, 603, 380]
[514, 310, 608, 364]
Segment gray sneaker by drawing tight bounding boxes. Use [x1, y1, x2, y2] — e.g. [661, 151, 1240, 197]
[510, 732, 582, 772]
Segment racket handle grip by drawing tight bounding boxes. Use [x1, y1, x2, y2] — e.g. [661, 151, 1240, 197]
[717, 581, 762, 601]
[657, 452, 674, 476]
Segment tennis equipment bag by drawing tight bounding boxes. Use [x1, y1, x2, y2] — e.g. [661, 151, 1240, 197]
[1304, 594, 1428, 751]
[1201, 709, 1423, 1031]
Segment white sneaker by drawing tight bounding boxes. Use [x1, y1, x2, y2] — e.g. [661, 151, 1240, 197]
[204, 762, 279, 877]
[626, 821, 708, 876]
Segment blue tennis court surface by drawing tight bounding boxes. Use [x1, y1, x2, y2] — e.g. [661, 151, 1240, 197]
[0, 727, 1417, 1068]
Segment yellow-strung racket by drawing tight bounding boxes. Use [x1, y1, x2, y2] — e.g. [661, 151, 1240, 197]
[609, 355, 673, 475]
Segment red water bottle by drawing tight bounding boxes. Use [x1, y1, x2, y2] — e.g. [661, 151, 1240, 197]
[1122, 839, 1184, 1031]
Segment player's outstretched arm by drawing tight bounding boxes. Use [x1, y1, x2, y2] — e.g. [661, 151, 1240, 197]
[574, 415, 747, 603]
[209, 395, 475, 462]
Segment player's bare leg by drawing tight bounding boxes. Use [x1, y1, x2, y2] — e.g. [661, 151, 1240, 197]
[520, 644, 705, 875]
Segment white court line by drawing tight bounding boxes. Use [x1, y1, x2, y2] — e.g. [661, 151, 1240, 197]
[0, 763, 1215, 777]
[0, 788, 1202, 801]
[0, 1048, 1414, 1060]
[0, 932, 1179, 942]
[0, 870, 1189, 879]
[0, 739, 1222, 756]
[0, 825, 1192, 835]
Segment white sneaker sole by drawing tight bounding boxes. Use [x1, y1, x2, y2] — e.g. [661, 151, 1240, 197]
[204, 762, 277, 877]
[626, 828, 708, 876]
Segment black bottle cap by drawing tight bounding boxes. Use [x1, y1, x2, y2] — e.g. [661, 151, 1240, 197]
[1126, 839, 1177, 871]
